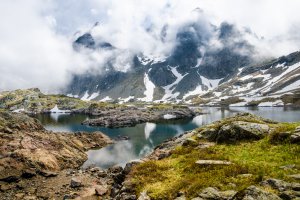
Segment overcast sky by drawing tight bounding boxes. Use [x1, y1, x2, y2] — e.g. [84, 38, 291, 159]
[0, 0, 300, 92]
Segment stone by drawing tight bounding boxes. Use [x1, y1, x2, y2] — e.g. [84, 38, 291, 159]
[0, 183, 13, 191]
[280, 164, 296, 170]
[123, 160, 144, 175]
[15, 193, 25, 199]
[22, 169, 36, 178]
[261, 179, 287, 191]
[89, 167, 101, 173]
[138, 191, 151, 200]
[70, 177, 82, 188]
[279, 190, 300, 200]
[260, 178, 300, 192]
[195, 160, 232, 166]
[174, 196, 186, 200]
[287, 174, 300, 180]
[196, 187, 236, 200]
[197, 128, 218, 141]
[0, 175, 20, 183]
[290, 132, 300, 144]
[182, 138, 198, 146]
[232, 186, 281, 200]
[38, 170, 58, 177]
[95, 185, 108, 196]
[216, 121, 269, 143]
[237, 174, 253, 178]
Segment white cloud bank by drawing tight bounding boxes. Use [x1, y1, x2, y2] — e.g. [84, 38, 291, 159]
[0, 0, 300, 92]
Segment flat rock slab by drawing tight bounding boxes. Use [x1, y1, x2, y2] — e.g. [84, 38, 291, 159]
[288, 174, 300, 180]
[195, 160, 232, 165]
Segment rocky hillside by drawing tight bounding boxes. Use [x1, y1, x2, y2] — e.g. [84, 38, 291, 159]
[191, 51, 300, 107]
[121, 113, 300, 199]
[0, 88, 90, 113]
[0, 111, 113, 199]
[65, 21, 256, 103]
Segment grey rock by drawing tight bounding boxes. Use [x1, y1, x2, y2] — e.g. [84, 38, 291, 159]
[197, 128, 218, 141]
[288, 174, 300, 180]
[280, 164, 296, 170]
[197, 187, 236, 200]
[261, 178, 300, 192]
[138, 191, 151, 200]
[216, 121, 269, 143]
[279, 190, 300, 200]
[232, 185, 281, 200]
[123, 160, 144, 175]
[182, 138, 198, 146]
[290, 132, 300, 144]
[38, 170, 58, 177]
[95, 185, 108, 196]
[70, 177, 82, 188]
[196, 160, 232, 166]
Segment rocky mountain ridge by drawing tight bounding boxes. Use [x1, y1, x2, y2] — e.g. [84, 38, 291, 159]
[65, 21, 300, 105]
[65, 21, 257, 103]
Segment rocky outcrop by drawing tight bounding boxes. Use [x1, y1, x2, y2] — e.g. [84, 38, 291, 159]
[0, 111, 113, 199]
[197, 113, 273, 143]
[192, 187, 237, 200]
[82, 106, 197, 128]
[232, 186, 281, 200]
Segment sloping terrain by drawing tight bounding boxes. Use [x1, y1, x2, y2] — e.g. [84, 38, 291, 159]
[192, 51, 300, 106]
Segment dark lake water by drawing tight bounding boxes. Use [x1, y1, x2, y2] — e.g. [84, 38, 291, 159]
[34, 107, 300, 169]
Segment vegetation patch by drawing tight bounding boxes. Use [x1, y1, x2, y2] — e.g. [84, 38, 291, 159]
[130, 121, 300, 199]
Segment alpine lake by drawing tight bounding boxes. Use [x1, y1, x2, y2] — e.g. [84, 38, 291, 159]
[33, 107, 300, 169]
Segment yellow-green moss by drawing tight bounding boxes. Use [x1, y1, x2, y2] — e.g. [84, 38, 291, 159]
[130, 135, 300, 199]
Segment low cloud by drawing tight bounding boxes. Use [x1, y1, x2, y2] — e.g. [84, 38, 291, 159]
[0, 0, 300, 92]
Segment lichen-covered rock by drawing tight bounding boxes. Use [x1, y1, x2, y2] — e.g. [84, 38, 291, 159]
[216, 121, 269, 143]
[195, 187, 236, 200]
[261, 178, 300, 192]
[232, 186, 281, 200]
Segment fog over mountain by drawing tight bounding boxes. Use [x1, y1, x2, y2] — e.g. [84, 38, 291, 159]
[0, 0, 300, 93]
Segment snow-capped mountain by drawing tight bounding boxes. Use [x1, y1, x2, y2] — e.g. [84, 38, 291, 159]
[194, 51, 300, 106]
[65, 21, 258, 103]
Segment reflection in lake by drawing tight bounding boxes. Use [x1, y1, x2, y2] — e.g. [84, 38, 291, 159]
[34, 107, 300, 169]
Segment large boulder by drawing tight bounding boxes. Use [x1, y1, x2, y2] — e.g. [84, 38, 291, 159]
[193, 187, 236, 200]
[198, 121, 270, 143]
[216, 121, 270, 143]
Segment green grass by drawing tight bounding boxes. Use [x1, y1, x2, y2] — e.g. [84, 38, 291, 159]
[130, 137, 300, 199]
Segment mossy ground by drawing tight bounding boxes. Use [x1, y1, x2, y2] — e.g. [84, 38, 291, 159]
[130, 122, 300, 199]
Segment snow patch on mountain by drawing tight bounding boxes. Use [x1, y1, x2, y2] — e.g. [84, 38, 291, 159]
[258, 100, 284, 107]
[162, 67, 187, 101]
[100, 96, 112, 102]
[139, 72, 155, 102]
[275, 79, 300, 94]
[81, 91, 99, 101]
[119, 96, 135, 104]
[200, 75, 222, 89]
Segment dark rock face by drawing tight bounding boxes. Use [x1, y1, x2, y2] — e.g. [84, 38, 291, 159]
[73, 33, 95, 49]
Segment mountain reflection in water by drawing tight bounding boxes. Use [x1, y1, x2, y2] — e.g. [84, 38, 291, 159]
[33, 107, 300, 169]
